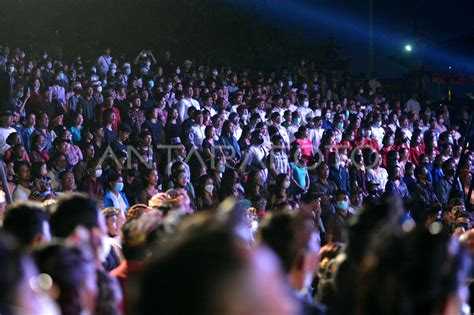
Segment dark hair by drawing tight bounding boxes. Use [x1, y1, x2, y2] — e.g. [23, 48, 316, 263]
[258, 211, 315, 273]
[357, 227, 470, 315]
[33, 243, 94, 315]
[139, 219, 245, 315]
[2, 202, 48, 248]
[13, 160, 30, 174]
[0, 231, 27, 309]
[49, 194, 99, 237]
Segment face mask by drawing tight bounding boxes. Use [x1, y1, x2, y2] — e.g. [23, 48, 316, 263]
[114, 182, 124, 192]
[302, 83, 308, 90]
[279, 82, 284, 88]
[137, 78, 143, 88]
[448, 137, 453, 144]
[59, 73, 65, 80]
[335, 133, 342, 143]
[283, 180, 290, 189]
[102, 79, 107, 86]
[19, 52, 25, 58]
[205, 184, 214, 194]
[212, 70, 218, 76]
[110, 68, 117, 75]
[288, 80, 293, 87]
[366, 130, 372, 137]
[96, 85, 103, 93]
[148, 80, 154, 88]
[337, 122, 344, 130]
[176, 67, 181, 75]
[43, 54, 48, 59]
[293, 117, 301, 125]
[325, 113, 331, 119]
[241, 114, 248, 121]
[125, 68, 131, 76]
[95, 169, 103, 178]
[337, 200, 349, 210]
[8, 67, 14, 73]
[303, 100, 309, 107]
[374, 121, 382, 128]
[91, 67, 96, 73]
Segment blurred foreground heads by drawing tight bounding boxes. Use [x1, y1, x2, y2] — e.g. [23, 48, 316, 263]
[139, 198, 298, 315]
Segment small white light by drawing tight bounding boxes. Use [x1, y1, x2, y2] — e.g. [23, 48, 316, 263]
[405, 44, 412, 52]
[428, 222, 443, 235]
[448, 66, 452, 70]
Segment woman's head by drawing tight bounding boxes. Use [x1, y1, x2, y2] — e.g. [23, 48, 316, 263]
[108, 173, 124, 192]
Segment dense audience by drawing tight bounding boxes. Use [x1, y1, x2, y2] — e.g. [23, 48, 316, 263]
[0, 45, 472, 314]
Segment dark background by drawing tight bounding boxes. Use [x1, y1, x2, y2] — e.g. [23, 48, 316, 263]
[1, 0, 473, 77]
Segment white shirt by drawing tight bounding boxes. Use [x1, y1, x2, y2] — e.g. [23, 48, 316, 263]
[405, 98, 421, 114]
[176, 98, 200, 122]
[366, 167, 388, 192]
[202, 105, 216, 117]
[287, 125, 299, 143]
[97, 55, 112, 75]
[298, 106, 313, 123]
[13, 184, 30, 202]
[370, 126, 385, 149]
[275, 124, 290, 147]
[0, 127, 16, 154]
[310, 127, 324, 153]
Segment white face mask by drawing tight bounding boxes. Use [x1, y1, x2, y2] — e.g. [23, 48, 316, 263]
[283, 180, 290, 189]
[95, 169, 103, 178]
[176, 67, 181, 75]
[8, 66, 14, 73]
[303, 100, 309, 107]
[110, 68, 116, 75]
[288, 80, 293, 87]
[96, 85, 103, 93]
[212, 70, 218, 76]
[204, 184, 214, 194]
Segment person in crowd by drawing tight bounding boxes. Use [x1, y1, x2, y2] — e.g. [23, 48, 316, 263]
[139, 213, 297, 315]
[0, 231, 59, 315]
[2, 202, 51, 249]
[259, 210, 326, 314]
[103, 172, 130, 213]
[195, 174, 219, 210]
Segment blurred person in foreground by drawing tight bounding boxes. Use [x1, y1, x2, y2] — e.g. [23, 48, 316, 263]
[0, 231, 59, 315]
[258, 210, 327, 314]
[139, 203, 298, 315]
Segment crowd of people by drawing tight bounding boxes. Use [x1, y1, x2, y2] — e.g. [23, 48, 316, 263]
[0, 45, 473, 314]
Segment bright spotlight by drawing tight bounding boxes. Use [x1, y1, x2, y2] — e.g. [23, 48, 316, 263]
[404, 44, 412, 52]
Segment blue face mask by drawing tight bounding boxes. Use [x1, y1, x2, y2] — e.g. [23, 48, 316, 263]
[337, 122, 344, 130]
[148, 81, 155, 88]
[374, 121, 382, 128]
[293, 117, 301, 125]
[337, 200, 348, 210]
[114, 182, 124, 192]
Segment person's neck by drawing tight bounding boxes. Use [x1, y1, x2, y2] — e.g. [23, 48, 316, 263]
[20, 180, 29, 188]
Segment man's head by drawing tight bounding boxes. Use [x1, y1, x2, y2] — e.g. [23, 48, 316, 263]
[2, 202, 51, 248]
[258, 211, 320, 293]
[140, 215, 296, 315]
